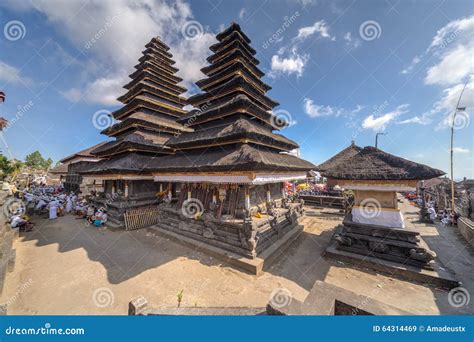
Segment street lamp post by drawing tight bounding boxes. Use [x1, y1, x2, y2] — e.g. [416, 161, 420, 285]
[450, 80, 468, 213]
[375, 132, 387, 149]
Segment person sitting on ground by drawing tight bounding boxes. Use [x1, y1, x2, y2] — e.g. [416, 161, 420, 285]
[86, 205, 96, 224]
[93, 209, 107, 227]
[10, 213, 34, 232]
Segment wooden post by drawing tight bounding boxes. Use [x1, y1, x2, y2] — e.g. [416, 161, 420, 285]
[124, 181, 129, 198]
[245, 185, 250, 210]
[111, 182, 115, 196]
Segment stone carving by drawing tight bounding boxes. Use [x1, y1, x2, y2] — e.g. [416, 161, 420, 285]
[409, 248, 436, 263]
[368, 241, 389, 253]
[239, 220, 258, 254]
[334, 234, 352, 246]
[203, 227, 214, 239]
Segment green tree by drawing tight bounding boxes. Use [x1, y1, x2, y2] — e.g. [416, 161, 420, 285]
[0, 154, 14, 175]
[25, 151, 53, 170]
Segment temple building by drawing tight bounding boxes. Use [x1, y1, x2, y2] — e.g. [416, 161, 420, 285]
[140, 23, 315, 260]
[318, 141, 362, 188]
[321, 146, 445, 269]
[81, 36, 191, 227]
[54, 142, 107, 192]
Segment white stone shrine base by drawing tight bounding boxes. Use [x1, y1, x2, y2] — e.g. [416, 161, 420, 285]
[351, 207, 405, 228]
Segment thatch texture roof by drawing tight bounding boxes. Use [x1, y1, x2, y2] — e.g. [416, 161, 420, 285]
[117, 80, 187, 106]
[102, 112, 192, 136]
[59, 141, 108, 163]
[141, 144, 315, 173]
[124, 71, 186, 94]
[188, 75, 279, 110]
[178, 94, 278, 129]
[168, 117, 298, 150]
[91, 131, 172, 157]
[321, 146, 445, 180]
[206, 40, 260, 65]
[210, 34, 257, 57]
[112, 96, 185, 120]
[317, 142, 362, 172]
[216, 22, 251, 43]
[196, 61, 271, 92]
[81, 144, 315, 175]
[48, 163, 69, 175]
[202, 50, 262, 77]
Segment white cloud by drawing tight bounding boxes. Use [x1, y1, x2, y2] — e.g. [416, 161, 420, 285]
[428, 15, 474, 51]
[303, 98, 363, 118]
[425, 45, 474, 85]
[401, 55, 421, 74]
[271, 52, 308, 77]
[400, 16, 474, 129]
[0, 60, 32, 86]
[397, 114, 431, 125]
[452, 147, 470, 154]
[362, 104, 410, 131]
[434, 76, 474, 129]
[424, 15, 474, 86]
[343, 31, 360, 50]
[296, 20, 332, 40]
[13, 0, 216, 106]
[239, 8, 246, 20]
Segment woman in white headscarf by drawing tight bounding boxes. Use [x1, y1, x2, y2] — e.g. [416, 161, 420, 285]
[65, 196, 73, 213]
[47, 199, 59, 220]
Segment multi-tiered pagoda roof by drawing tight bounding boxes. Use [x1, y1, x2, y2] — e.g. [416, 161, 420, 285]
[144, 22, 314, 174]
[86, 36, 191, 173]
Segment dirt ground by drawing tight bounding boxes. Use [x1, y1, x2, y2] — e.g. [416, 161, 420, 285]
[1, 199, 473, 315]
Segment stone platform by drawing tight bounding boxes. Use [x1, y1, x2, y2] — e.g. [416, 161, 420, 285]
[149, 222, 304, 275]
[324, 243, 459, 289]
[324, 212, 460, 289]
[267, 280, 411, 315]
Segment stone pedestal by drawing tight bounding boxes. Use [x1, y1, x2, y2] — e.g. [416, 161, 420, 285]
[332, 215, 436, 269]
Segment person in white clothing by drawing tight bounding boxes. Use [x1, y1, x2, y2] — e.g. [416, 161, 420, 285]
[47, 199, 59, 220]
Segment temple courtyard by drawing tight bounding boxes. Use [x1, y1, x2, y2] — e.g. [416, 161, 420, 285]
[1, 197, 473, 315]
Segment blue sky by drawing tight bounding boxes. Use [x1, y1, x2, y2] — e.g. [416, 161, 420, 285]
[0, 0, 472, 179]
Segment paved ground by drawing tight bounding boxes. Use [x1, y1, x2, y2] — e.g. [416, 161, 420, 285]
[1, 200, 473, 315]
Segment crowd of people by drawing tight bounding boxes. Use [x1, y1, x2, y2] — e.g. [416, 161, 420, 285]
[406, 192, 459, 226]
[5, 183, 108, 232]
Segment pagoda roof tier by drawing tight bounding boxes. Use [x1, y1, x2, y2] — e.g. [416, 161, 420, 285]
[167, 117, 298, 151]
[124, 70, 186, 95]
[78, 152, 157, 175]
[134, 56, 179, 78]
[131, 60, 183, 84]
[188, 76, 279, 110]
[206, 40, 260, 65]
[202, 50, 262, 77]
[112, 96, 186, 120]
[139, 143, 315, 173]
[179, 95, 280, 129]
[216, 22, 251, 44]
[90, 131, 173, 158]
[141, 47, 176, 65]
[210, 31, 256, 56]
[117, 80, 187, 107]
[321, 146, 445, 180]
[102, 111, 193, 137]
[196, 60, 271, 93]
[137, 54, 179, 73]
[145, 38, 171, 52]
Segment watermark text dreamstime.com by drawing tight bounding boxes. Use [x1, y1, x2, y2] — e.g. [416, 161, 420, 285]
[5, 323, 85, 336]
